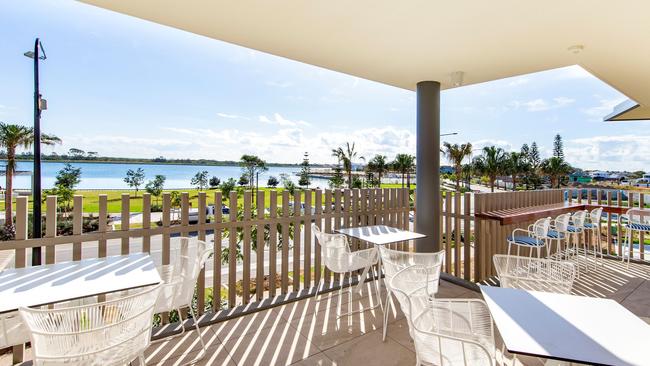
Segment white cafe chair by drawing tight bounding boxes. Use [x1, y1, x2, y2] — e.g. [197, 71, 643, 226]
[583, 207, 604, 267]
[153, 237, 214, 363]
[506, 217, 550, 259]
[547, 213, 570, 259]
[493, 254, 576, 294]
[392, 265, 497, 366]
[621, 208, 650, 267]
[312, 224, 382, 319]
[378, 246, 444, 341]
[19, 284, 161, 366]
[567, 211, 589, 273]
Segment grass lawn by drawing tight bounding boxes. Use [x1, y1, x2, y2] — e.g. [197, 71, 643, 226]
[1, 184, 414, 214]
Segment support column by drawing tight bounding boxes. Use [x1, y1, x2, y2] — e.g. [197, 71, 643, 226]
[415, 81, 440, 252]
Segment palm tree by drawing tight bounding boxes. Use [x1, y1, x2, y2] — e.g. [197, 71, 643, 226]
[367, 155, 389, 187]
[331, 142, 363, 187]
[472, 146, 506, 192]
[0, 122, 61, 226]
[504, 151, 528, 191]
[442, 142, 473, 191]
[540, 157, 573, 188]
[392, 153, 416, 189]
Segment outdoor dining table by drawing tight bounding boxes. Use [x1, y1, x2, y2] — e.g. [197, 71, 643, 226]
[336, 225, 425, 291]
[0, 252, 161, 314]
[480, 286, 650, 366]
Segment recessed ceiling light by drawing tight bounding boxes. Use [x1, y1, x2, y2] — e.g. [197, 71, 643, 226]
[568, 45, 584, 54]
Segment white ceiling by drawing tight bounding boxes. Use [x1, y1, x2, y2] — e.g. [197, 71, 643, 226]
[79, 0, 650, 120]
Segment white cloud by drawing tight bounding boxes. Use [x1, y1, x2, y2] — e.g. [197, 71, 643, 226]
[566, 134, 650, 171]
[258, 113, 311, 127]
[217, 112, 249, 120]
[471, 139, 514, 152]
[581, 97, 627, 119]
[510, 97, 575, 112]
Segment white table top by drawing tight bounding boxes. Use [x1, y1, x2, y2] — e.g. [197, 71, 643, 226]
[0, 253, 161, 314]
[480, 286, 650, 366]
[336, 225, 425, 245]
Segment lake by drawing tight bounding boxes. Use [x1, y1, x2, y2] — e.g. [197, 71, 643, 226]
[3, 161, 332, 190]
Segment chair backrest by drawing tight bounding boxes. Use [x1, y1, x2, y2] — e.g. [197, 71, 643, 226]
[531, 217, 551, 238]
[160, 237, 213, 311]
[571, 210, 588, 227]
[493, 254, 576, 294]
[397, 288, 495, 366]
[312, 224, 352, 273]
[626, 208, 650, 225]
[380, 246, 445, 295]
[20, 284, 161, 365]
[589, 207, 603, 224]
[553, 213, 571, 233]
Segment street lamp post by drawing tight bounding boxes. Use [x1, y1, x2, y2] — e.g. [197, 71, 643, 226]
[24, 38, 46, 266]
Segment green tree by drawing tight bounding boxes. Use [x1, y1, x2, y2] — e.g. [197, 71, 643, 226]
[46, 163, 81, 213]
[267, 176, 279, 188]
[553, 134, 565, 161]
[331, 142, 363, 187]
[473, 146, 506, 192]
[442, 142, 473, 191]
[209, 176, 221, 188]
[540, 157, 573, 188]
[238, 174, 249, 187]
[530, 142, 541, 167]
[191, 170, 209, 191]
[392, 153, 416, 189]
[124, 168, 145, 197]
[280, 173, 296, 195]
[0, 122, 60, 224]
[504, 152, 528, 191]
[219, 178, 237, 198]
[329, 166, 345, 188]
[145, 174, 166, 205]
[239, 154, 267, 190]
[298, 153, 311, 188]
[367, 155, 389, 188]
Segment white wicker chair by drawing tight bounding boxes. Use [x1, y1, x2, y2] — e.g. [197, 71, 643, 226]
[0, 311, 29, 350]
[391, 266, 496, 366]
[506, 217, 550, 258]
[493, 254, 576, 294]
[621, 208, 650, 267]
[583, 207, 604, 267]
[153, 237, 213, 362]
[312, 224, 382, 319]
[19, 284, 161, 366]
[378, 246, 444, 341]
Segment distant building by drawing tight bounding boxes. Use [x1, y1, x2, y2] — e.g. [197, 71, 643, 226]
[569, 172, 591, 183]
[440, 166, 454, 174]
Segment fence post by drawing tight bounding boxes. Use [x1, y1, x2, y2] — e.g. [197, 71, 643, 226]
[120, 193, 129, 256]
[45, 195, 57, 264]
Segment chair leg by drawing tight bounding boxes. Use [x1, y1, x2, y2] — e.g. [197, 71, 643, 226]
[188, 306, 208, 361]
[382, 289, 392, 342]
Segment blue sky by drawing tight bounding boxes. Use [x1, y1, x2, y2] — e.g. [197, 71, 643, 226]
[1, 0, 648, 171]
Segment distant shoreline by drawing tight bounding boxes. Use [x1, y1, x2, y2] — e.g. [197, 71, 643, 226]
[1, 158, 330, 168]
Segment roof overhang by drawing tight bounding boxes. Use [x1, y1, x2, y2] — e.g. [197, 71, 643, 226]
[78, 0, 650, 121]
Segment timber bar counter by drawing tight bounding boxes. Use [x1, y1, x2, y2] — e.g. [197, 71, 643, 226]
[472, 189, 629, 281]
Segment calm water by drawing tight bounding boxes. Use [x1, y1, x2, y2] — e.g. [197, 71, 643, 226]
[4, 161, 331, 190]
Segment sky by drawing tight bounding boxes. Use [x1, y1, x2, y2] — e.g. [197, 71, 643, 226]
[1, 1, 649, 171]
